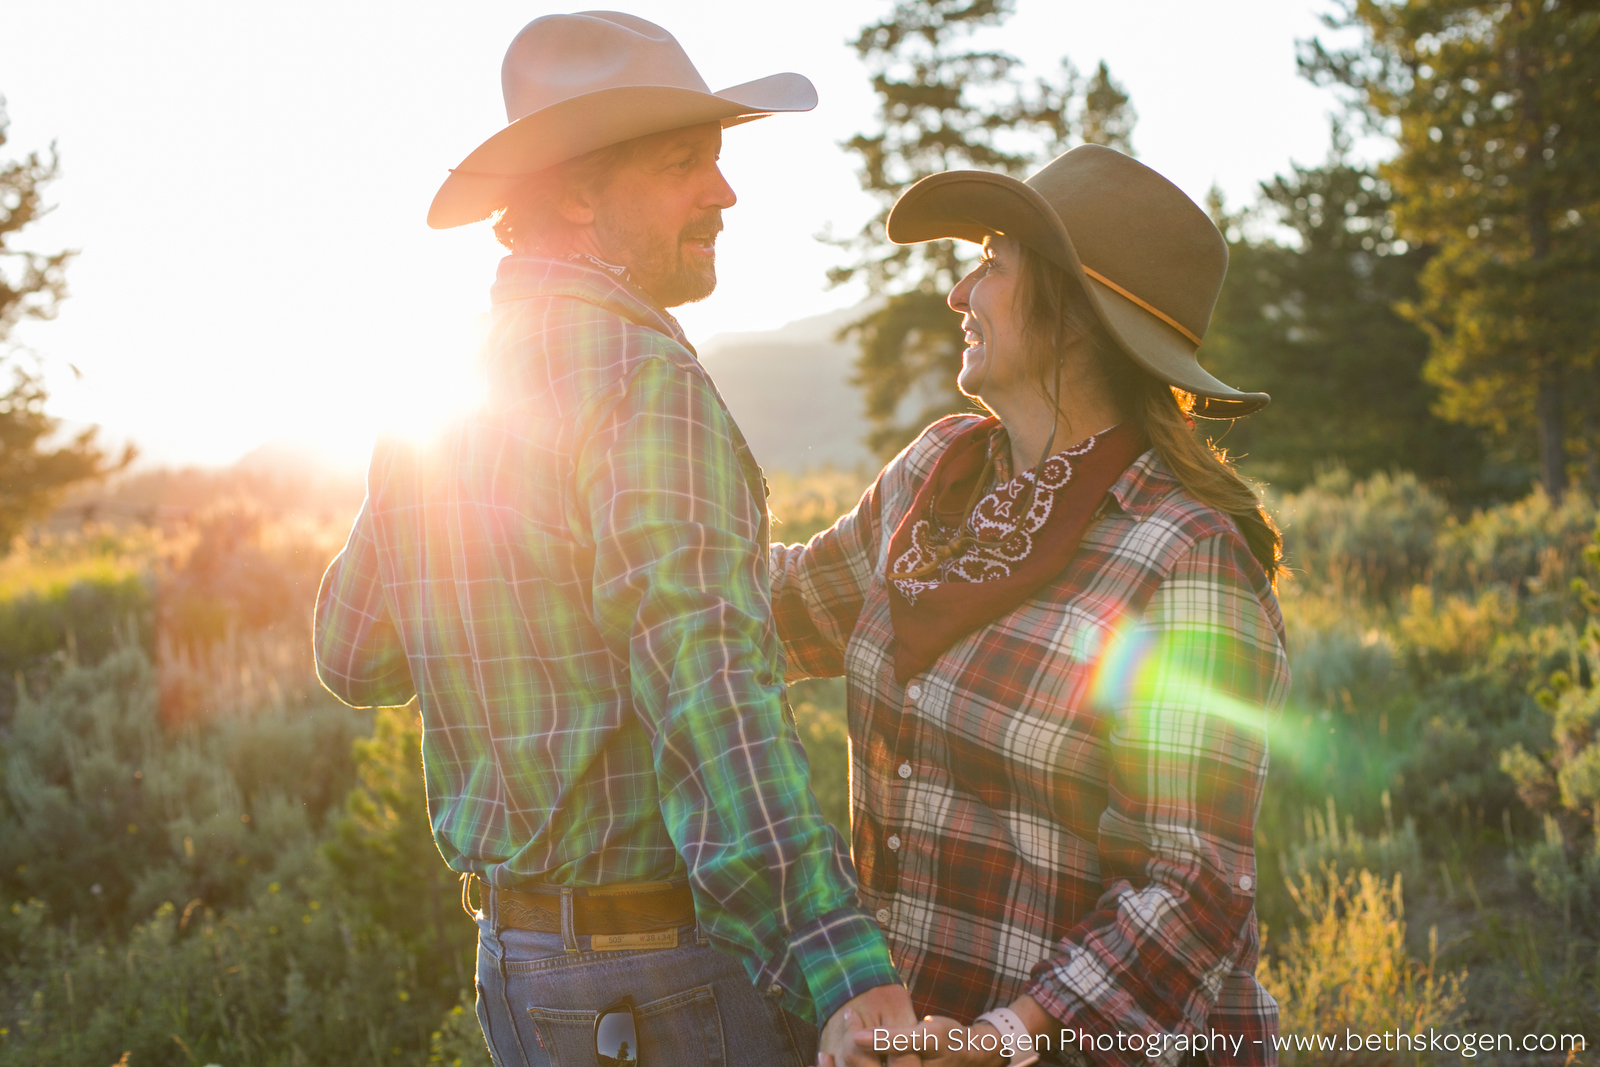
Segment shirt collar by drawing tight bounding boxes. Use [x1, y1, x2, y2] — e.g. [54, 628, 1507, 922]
[489, 254, 692, 350]
[561, 251, 634, 286]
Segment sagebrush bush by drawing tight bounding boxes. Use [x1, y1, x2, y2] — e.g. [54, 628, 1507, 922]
[0, 646, 369, 931]
[1495, 522, 1600, 926]
[2, 505, 347, 724]
[0, 554, 152, 699]
[1275, 469, 1449, 601]
[1510, 815, 1600, 930]
[10, 462, 1600, 1057]
[323, 704, 478, 1004]
[1267, 615, 1410, 831]
[0, 648, 485, 1066]
[0, 889, 485, 1067]
[1432, 488, 1596, 606]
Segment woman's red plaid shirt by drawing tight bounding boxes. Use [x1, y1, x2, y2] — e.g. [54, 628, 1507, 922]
[772, 415, 1290, 1067]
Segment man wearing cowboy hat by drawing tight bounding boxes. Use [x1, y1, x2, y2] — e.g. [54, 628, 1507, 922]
[313, 11, 915, 1067]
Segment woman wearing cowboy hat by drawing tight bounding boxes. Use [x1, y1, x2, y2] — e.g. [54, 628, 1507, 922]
[774, 145, 1289, 1067]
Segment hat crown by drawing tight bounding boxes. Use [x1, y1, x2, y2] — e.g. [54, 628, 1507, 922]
[1024, 145, 1226, 342]
[501, 11, 711, 124]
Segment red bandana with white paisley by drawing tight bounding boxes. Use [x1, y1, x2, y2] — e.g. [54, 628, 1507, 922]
[886, 416, 1147, 683]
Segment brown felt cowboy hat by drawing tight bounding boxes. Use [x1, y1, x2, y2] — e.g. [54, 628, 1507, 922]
[886, 145, 1268, 418]
[428, 11, 817, 229]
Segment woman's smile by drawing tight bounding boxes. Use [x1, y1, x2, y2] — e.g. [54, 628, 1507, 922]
[962, 322, 985, 358]
[960, 319, 987, 377]
[949, 235, 1027, 404]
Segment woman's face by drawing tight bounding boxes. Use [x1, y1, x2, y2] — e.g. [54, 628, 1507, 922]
[948, 235, 1032, 406]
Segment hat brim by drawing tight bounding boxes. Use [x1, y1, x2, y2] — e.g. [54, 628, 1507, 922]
[428, 73, 815, 229]
[885, 170, 1268, 418]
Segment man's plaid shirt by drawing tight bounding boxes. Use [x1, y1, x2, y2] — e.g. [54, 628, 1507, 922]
[772, 415, 1290, 1066]
[313, 255, 898, 1025]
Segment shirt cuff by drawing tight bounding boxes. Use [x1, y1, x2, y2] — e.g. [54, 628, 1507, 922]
[754, 906, 901, 1026]
[1024, 973, 1141, 1067]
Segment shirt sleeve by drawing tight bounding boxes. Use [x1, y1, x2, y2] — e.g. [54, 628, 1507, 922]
[768, 476, 884, 680]
[312, 478, 417, 710]
[1025, 533, 1288, 1062]
[575, 354, 900, 1025]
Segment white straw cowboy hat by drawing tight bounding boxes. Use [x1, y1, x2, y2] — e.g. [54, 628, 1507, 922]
[887, 145, 1269, 418]
[427, 11, 817, 229]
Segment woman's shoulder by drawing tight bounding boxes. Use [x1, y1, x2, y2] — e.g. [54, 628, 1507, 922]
[1088, 450, 1285, 654]
[904, 413, 987, 464]
[1109, 449, 1288, 657]
[1107, 449, 1261, 574]
[878, 413, 987, 498]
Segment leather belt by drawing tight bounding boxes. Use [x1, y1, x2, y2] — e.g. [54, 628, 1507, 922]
[480, 878, 696, 935]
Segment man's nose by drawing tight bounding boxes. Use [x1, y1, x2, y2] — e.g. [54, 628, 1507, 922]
[704, 164, 737, 210]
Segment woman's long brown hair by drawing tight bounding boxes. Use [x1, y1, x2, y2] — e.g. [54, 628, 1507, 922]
[1015, 245, 1283, 585]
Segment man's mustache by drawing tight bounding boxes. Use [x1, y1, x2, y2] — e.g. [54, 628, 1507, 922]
[681, 211, 724, 242]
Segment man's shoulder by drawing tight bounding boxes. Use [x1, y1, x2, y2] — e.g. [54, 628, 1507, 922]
[492, 286, 706, 407]
[589, 311, 715, 406]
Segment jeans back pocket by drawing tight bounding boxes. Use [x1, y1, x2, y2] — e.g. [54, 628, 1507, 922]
[529, 985, 725, 1067]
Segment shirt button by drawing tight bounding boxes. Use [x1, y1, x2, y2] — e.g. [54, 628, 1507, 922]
[768, 983, 783, 997]
[897, 762, 912, 779]
[906, 684, 922, 703]
[886, 834, 901, 851]
[875, 908, 891, 923]
[1238, 875, 1254, 891]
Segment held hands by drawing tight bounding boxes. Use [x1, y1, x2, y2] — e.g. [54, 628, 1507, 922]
[815, 993, 1048, 1067]
[849, 1017, 1017, 1067]
[817, 984, 920, 1067]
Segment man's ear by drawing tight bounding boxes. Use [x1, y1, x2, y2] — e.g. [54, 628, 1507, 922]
[557, 185, 597, 227]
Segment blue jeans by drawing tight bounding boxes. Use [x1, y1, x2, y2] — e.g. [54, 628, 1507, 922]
[473, 893, 818, 1067]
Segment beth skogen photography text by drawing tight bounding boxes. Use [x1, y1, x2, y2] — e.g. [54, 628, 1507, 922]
[1, 1, 1597, 1066]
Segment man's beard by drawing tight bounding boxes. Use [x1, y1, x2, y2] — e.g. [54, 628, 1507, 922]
[595, 209, 722, 308]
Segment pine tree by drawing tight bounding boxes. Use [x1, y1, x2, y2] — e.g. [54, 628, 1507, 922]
[0, 95, 130, 548]
[831, 0, 1135, 459]
[1203, 131, 1501, 498]
[1304, 0, 1600, 498]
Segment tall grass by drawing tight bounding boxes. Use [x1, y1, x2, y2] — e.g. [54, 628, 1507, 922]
[1263, 867, 1465, 1065]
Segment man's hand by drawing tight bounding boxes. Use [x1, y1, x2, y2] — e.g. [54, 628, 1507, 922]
[818, 983, 920, 1067]
[856, 1017, 1012, 1067]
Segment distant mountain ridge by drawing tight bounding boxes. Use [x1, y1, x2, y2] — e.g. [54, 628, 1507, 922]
[697, 303, 876, 474]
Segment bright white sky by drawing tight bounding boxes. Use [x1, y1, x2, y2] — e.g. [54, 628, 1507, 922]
[4, 0, 1353, 471]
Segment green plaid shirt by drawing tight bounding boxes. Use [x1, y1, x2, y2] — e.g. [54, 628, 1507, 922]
[313, 255, 898, 1024]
